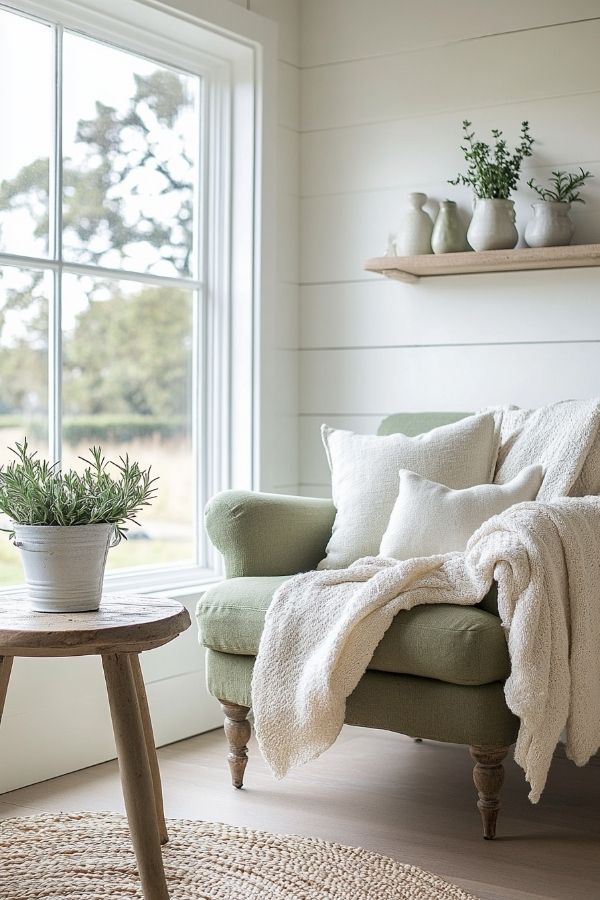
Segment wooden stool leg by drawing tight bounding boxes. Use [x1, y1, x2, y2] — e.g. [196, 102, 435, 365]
[0, 656, 13, 723]
[130, 654, 168, 845]
[102, 653, 169, 900]
[219, 700, 251, 788]
[469, 745, 510, 840]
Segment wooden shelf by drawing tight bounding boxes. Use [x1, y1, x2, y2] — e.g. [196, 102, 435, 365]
[364, 243, 600, 283]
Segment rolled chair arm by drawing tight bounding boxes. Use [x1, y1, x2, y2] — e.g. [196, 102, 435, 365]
[204, 490, 335, 578]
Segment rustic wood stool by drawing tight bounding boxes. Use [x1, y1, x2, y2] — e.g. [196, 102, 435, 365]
[0, 593, 191, 900]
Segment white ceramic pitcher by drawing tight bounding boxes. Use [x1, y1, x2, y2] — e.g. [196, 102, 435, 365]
[524, 200, 575, 248]
[467, 198, 518, 251]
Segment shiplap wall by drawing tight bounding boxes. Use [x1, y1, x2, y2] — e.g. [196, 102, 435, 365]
[298, 0, 600, 497]
[251, 0, 300, 495]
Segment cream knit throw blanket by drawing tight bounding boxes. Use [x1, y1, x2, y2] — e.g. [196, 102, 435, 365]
[252, 401, 600, 802]
[492, 398, 600, 497]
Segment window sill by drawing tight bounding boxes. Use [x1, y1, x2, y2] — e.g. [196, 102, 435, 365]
[0, 569, 223, 603]
[104, 565, 222, 597]
[150, 577, 223, 601]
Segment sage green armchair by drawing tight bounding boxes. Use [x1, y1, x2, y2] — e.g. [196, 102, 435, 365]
[197, 413, 519, 839]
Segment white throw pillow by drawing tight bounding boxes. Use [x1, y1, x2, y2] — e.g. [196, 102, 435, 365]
[379, 464, 544, 561]
[319, 412, 499, 569]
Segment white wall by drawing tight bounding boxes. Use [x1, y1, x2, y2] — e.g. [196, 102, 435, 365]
[298, 1, 600, 497]
[248, 0, 300, 495]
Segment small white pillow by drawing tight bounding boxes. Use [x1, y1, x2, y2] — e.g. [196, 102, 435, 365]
[379, 464, 544, 561]
[319, 413, 499, 569]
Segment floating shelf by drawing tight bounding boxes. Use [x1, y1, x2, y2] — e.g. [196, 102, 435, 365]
[364, 243, 600, 283]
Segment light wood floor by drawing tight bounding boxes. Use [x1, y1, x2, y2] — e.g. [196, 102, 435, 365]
[1, 725, 598, 900]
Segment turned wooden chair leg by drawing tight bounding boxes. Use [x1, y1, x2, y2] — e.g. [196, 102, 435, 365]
[0, 656, 13, 723]
[469, 745, 510, 840]
[130, 653, 168, 845]
[220, 700, 251, 789]
[103, 653, 169, 900]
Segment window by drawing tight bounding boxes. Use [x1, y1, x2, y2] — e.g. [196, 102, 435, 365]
[0, 1, 257, 590]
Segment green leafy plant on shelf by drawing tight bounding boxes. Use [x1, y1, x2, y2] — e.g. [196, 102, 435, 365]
[0, 439, 158, 540]
[527, 168, 594, 203]
[449, 119, 534, 199]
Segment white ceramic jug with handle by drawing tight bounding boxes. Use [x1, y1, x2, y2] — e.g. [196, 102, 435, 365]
[524, 200, 575, 248]
[467, 198, 518, 251]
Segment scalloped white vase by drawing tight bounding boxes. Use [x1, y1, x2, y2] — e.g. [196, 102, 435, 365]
[524, 200, 575, 248]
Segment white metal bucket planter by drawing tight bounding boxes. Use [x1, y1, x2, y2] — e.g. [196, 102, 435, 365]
[13, 523, 119, 613]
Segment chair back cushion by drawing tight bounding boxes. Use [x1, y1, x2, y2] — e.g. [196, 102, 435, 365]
[378, 411, 471, 436]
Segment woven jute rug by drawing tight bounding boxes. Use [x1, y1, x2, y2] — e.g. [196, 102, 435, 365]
[0, 812, 480, 899]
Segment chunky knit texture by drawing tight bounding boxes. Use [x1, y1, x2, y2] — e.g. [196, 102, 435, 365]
[492, 398, 600, 497]
[253, 400, 600, 802]
[253, 497, 600, 802]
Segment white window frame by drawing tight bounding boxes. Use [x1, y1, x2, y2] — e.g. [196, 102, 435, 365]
[0, 0, 263, 594]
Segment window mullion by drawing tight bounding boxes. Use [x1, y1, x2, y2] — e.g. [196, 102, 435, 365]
[61, 260, 201, 292]
[194, 75, 208, 569]
[0, 253, 59, 271]
[48, 21, 63, 465]
[192, 288, 203, 567]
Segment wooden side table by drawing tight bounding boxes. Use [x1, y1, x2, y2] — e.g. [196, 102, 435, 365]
[0, 593, 191, 900]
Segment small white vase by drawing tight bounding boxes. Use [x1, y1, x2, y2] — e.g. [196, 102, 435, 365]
[467, 198, 518, 252]
[431, 200, 469, 253]
[524, 200, 575, 248]
[13, 522, 117, 612]
[394, 192, 433, 256]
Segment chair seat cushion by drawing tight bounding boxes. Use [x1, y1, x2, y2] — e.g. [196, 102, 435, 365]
[197, 576, 510, 686]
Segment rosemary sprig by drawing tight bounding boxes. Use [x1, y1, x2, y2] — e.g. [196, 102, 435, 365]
[527, 168, 593, 203]
[0, 438, 158, 540]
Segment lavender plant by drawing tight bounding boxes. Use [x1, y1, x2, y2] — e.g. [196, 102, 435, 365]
[527, 168, 593, 204]
[0, 439, 157, 540]
[449, 120, 534, 199]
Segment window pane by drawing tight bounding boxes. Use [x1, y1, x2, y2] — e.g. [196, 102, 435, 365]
[62, 33, 199, 278]
[0, 266, 49, 587]
[0, 10, 52, 257]
[61, 274, 195, 571]
[0, 267, 49, 459]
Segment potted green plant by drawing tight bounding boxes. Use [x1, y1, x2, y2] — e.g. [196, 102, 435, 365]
[0, 440, 157, 613]
[524, 168, 594, 248]
[449, 120, 534, 251]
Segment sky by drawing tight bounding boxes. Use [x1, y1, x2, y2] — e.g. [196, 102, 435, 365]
[0, 9, 52, 184]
